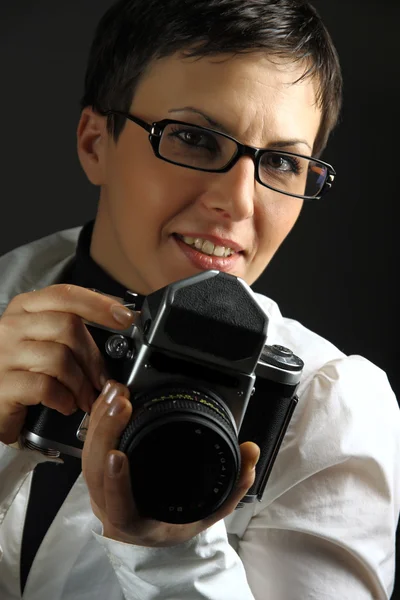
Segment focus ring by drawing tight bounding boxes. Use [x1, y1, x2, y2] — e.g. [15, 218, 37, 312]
[119, 390, 235, 454]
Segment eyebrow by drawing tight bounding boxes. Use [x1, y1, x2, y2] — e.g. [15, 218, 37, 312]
[168, 106, 313, 153]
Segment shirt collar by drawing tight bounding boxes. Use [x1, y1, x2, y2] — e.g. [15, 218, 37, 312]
[67, 220, 145, 308]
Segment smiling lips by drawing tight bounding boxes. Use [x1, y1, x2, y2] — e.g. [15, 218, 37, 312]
[173, 233, 244, 271]
[175, 234, 237, 257]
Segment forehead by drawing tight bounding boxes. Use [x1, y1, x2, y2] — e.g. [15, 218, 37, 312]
[134, 51, 322, 148]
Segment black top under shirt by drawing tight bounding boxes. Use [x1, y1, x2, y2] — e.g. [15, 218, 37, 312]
[20, 221, 144, 594]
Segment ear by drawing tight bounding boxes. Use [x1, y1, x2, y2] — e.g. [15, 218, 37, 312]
[77, 107, 108, 185]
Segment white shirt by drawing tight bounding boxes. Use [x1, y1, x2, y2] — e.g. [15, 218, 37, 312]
[0, 227, 399, 599]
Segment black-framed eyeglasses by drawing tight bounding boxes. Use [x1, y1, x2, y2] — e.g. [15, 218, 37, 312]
[99, 109, 336, 200]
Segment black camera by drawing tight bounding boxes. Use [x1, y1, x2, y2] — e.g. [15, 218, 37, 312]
[21, 270, 303, 524]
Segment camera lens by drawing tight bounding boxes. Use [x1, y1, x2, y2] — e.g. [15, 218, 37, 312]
[118, 388, 240, 524]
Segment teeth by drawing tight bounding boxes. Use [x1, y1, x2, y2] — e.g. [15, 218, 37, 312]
[201, 240, 214, 255]
[180, 235, 236, 257]
[213, 246, 225, 257]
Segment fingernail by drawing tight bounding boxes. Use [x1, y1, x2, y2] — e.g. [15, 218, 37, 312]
[107, 453, 124, 477]
[111, 304, 135, 327]
[102, 380, 113, 397]
[103, 384, 119, 405]
[107, 397, 126, 417]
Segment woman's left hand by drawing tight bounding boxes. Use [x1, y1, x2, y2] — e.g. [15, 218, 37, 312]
[82, 380, 260, 547]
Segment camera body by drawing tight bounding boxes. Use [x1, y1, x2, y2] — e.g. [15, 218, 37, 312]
[21, 270, 303, 524]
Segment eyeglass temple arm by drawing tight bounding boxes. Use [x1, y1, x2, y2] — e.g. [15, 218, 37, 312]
[96, 109, 153, 134]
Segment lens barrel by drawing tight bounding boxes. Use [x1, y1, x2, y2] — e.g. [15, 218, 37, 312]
[118, 388, 240, 524]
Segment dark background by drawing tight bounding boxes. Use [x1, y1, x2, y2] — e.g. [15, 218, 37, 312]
[0, 0, 399, 596]
[0, 4, 397, 389]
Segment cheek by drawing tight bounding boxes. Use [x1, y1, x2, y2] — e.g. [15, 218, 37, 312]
[106, 140, 157, 209]
[104, 140, 203, 235]
[255, 197, 302, 252]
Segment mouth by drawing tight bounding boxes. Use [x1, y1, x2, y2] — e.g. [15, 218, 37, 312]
[172, 233, 244, 273]
[173, 233, 244, 258]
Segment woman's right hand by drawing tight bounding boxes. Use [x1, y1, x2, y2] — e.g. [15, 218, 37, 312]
[0, 284, 136, 445]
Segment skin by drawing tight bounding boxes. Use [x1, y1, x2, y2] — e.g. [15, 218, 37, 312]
[78, 52, 322, 295]
[75, 52, 322, 546]
[0, 51, 323, 550]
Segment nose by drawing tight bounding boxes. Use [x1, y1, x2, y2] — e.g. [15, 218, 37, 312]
[198, 156, 256, 222]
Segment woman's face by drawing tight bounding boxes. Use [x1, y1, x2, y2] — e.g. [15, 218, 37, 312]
[78, 52, 322, 295]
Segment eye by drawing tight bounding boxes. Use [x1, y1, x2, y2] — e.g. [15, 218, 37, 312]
[181, 131, 206, 146]
[169, 126, 220, 152]
[264, 153, 301, 173]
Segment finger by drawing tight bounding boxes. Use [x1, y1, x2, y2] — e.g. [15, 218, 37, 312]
[82, 381, 129, 453]
[1, 310, 109, 393]
[4, 284, 137, 331]
[103, 451, 139, 533]
[0, 370, 78, 442]
[206, 441, 260, 523]
[239, 441, 260, 472]
[82, 392, 132, 510]
[88, 381, 130, 429]
[7, 340, 96, 413]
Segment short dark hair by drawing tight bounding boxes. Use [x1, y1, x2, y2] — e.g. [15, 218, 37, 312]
[81, 0, 343, 156]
